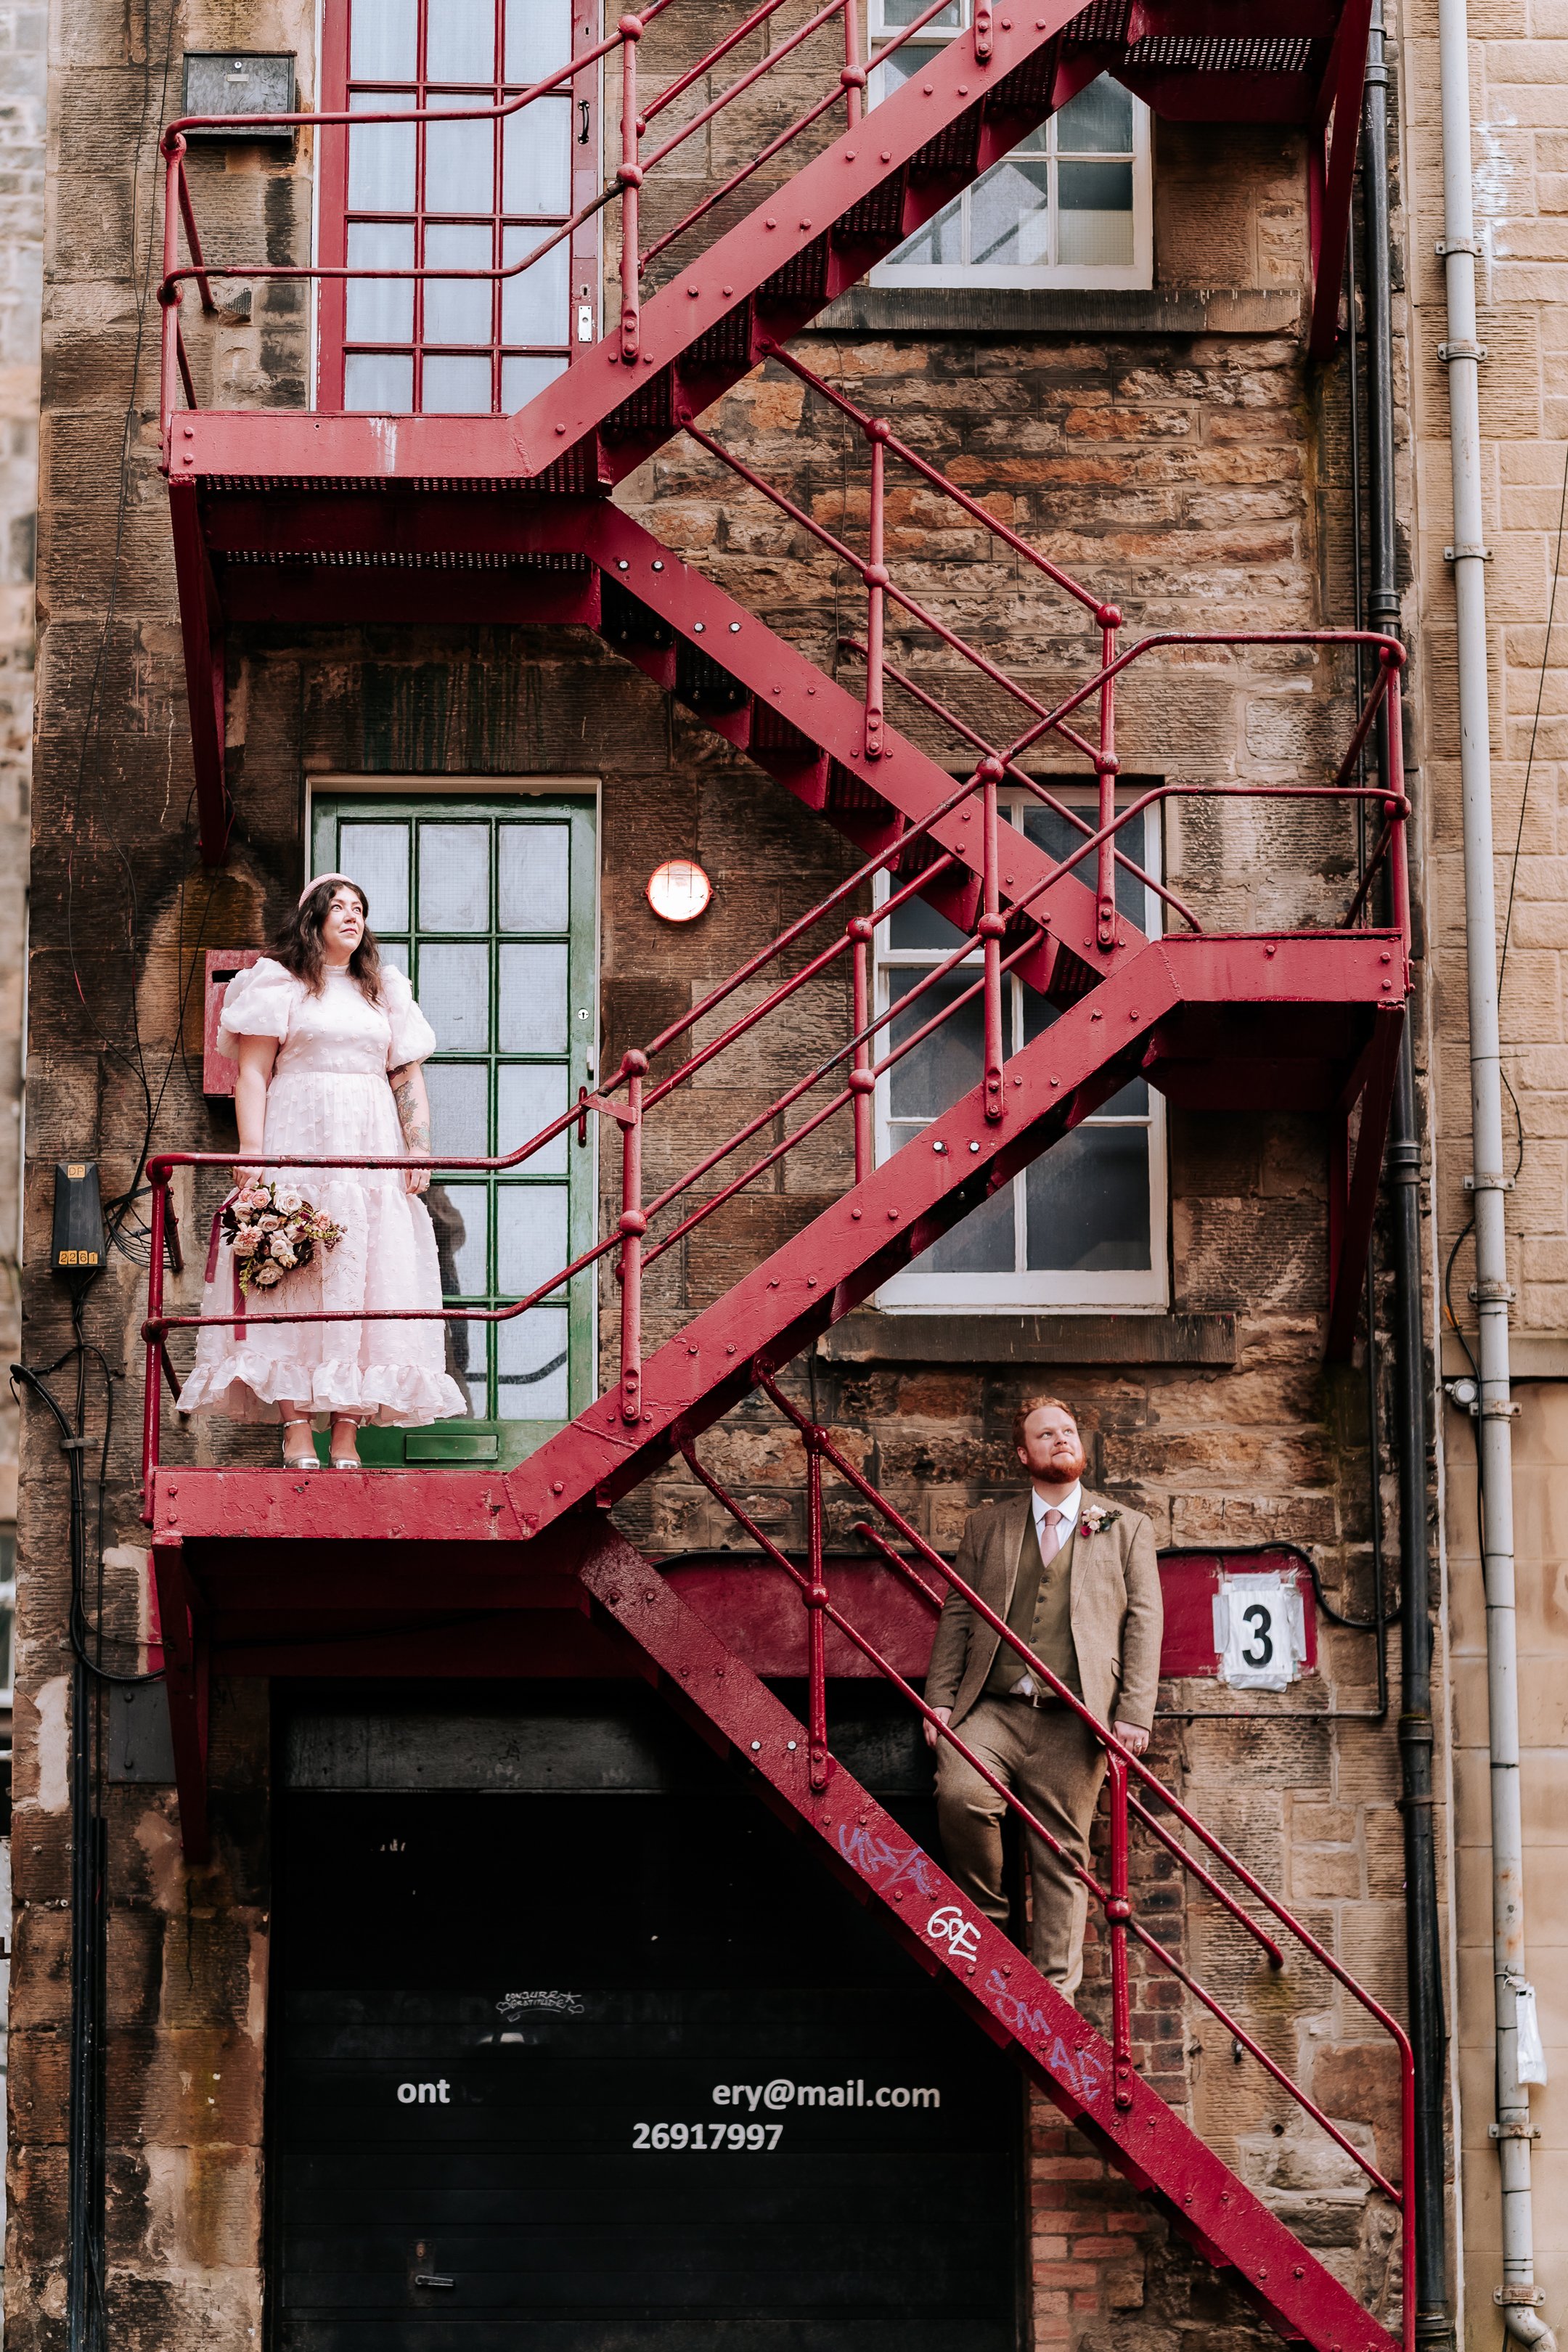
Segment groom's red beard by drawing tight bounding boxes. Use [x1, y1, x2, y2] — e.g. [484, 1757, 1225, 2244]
[1037, 1438, 1088, 1485]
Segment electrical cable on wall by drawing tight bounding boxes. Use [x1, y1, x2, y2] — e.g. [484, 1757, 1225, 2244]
[1447, 437, 1568, 1384]
[59, 2, 219, 1269]
[25, 24, 183, 2335]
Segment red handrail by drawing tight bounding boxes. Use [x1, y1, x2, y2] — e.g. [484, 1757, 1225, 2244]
[676, 354, 1408, 838]
[687, 1380, 1418, 2347]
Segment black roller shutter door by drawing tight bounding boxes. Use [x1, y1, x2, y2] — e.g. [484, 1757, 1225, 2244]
[271, 1718, 1023, 2352]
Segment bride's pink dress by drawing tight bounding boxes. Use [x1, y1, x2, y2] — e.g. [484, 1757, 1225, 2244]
[176, 957, 470, 1428]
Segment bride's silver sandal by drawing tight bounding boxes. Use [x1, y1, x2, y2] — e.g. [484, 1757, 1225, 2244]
[329, 1416, 362, 1470]
[282, 1417, 318, 1470]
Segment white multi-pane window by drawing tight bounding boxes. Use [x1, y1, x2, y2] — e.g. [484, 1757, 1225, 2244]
[868, 1, 1151, 288]
[875, 795, 1168, 1312]
[323, 0, 583, 416]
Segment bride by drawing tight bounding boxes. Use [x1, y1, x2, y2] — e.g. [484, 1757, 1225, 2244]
[177, 873, 470, 1466]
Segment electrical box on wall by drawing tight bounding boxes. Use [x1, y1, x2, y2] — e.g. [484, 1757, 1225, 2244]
[50, 1160, 104, 1278]
[181, 53, 296, 138]
[203, 949, 261, 1101]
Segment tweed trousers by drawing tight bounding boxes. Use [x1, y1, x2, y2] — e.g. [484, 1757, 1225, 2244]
[934, 1694, 1107, 1996]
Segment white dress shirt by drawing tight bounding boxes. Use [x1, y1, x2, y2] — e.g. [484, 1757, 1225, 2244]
[1011, 1483, 1082, 1696]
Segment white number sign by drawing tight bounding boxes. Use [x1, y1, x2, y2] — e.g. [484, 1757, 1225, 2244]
[1212, 1572, 1307, 1692]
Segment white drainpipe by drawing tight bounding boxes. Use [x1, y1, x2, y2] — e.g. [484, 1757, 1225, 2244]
[1435, 0, 1555, 2345]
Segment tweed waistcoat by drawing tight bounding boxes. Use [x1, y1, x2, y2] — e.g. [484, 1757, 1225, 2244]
[985, 1508, 1082, 1699]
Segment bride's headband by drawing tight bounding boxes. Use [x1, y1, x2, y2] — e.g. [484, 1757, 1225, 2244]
[298, 872, 363, 910]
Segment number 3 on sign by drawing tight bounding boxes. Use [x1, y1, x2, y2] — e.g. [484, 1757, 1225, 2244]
[1241, 1603, 1273, 1668]
[1214, 1572, 1305, 1692]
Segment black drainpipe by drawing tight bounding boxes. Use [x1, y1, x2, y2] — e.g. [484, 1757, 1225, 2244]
[1359, 11, 1453, 2343]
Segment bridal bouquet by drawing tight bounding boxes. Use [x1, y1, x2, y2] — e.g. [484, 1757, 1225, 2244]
[223, 1181, 344, 1294]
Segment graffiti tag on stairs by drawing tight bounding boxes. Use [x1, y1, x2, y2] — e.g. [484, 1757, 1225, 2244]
[987, 1968, 1109, 2110]
[832, 1820, 1109, 2113]
[834, 1819, 943, 1900]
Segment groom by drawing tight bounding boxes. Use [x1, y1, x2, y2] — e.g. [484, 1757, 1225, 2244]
[924, 1395, 1162, 1994]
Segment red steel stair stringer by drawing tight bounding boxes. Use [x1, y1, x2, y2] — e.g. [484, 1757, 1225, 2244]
[577, 1524, 1400, 2352]
[505, 930, 1402, 1540]
[202, 484, 1144, 973]
[576, 499, 1140, 977]
[513, 4, 1089, 483]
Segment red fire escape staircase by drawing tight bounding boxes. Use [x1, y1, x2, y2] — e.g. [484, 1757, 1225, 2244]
[138, 667, 1413, 2351]
[158, 0, 1375, 863]
[141, 15, 1415, 2348]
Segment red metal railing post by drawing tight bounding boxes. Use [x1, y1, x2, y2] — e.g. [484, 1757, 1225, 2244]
[1097, 606, 1122, 951]
[618, 15, 645, 364]
[806, 1428, 830, 1792]
[142, 1170, 170, 1518]
[864, 420, 889, 760]
[1383, 655, 1410, 955]
[841, 0, 866, 129]
[1106, 1751, 1135, 2110]
[979, 756, 1006, 1122]
[973, 0, 993, 61]
[849, 915, 875, 1181]
[619, 1051, 648, 1422]
[158, 139, 185, 449]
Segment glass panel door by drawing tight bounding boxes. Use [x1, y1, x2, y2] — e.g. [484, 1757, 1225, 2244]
[317, 0, 597, 414]
[312, 793, 597, 1465]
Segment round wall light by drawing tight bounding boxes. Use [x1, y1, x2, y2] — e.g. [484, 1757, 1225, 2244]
[646, 858, 713, 923]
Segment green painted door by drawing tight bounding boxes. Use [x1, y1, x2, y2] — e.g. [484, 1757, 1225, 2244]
[311, 794, 597, 1468]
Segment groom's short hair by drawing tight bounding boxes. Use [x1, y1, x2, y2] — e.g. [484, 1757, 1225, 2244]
[1012, 1395, 1076, 1448]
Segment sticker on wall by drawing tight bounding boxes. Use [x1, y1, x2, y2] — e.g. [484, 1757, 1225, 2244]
[1212, 1571, 1309, 1693]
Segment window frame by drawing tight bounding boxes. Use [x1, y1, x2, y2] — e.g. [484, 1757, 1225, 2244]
[309, 789, 600, 1448]
[873, 788, 1169, 1314]
[866, 1, 1152, 292]
[315, 0, 602, 416]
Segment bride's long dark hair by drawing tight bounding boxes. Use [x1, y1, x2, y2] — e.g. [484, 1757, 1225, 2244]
[271, 878, 385, 1003]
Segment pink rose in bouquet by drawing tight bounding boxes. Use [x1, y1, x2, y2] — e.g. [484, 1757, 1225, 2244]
[222, 1179, 343, 1296]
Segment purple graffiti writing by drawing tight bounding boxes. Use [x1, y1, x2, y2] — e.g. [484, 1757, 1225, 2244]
[986, 1969, 1110, 2108]
[836, 1819, 943, 1900]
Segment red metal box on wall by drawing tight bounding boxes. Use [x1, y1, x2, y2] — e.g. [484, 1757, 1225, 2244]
[203, 948, 261, 1101]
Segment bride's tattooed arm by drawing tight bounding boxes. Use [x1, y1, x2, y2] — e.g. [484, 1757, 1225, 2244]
[389, 1061, 433, 1194]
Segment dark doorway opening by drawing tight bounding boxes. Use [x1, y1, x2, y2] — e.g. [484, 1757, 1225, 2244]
[269, 1686, 1024, 2351]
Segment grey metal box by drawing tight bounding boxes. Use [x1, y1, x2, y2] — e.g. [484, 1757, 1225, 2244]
[181, 52, 297, 138]
[108, 1682, 177, 1784]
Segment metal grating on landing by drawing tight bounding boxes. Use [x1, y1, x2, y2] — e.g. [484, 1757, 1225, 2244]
[1126, 33, 1318, 70]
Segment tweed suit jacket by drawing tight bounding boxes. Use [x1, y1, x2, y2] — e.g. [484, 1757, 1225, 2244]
[925, 1488, 1163, 1733]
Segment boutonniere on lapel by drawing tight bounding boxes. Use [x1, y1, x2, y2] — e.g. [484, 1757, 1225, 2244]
[1079, 1504, 1119, 1538]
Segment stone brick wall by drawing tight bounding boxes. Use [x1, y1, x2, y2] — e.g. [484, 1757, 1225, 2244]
[0, 0, 43, 1514]
[0, 0, 44, 2322]
[1395, 0, 1568, 2336]
[8, 2, 1434, 2346]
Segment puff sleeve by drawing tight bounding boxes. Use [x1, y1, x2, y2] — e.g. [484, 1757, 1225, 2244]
[383, 966, 438, 1069]
[214, 957, 298, 1060]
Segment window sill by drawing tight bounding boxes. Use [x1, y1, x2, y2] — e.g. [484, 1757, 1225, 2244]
[807, 286, 1299, 338]
[821, 1310, 1236, 1366]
